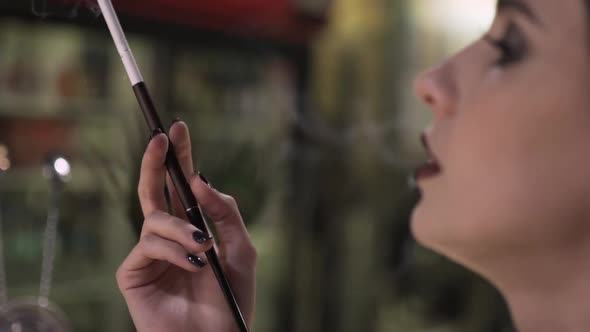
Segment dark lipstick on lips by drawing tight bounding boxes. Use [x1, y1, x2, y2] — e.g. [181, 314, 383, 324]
[414, 134, 442, 181]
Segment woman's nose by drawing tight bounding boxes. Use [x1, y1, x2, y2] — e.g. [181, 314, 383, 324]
[414, 63, 456, 118]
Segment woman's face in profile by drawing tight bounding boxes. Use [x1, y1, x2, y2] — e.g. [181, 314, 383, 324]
[411, 0, 590, 273]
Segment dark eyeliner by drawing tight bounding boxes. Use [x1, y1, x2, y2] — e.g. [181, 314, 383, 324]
[484, 22, 528, 67]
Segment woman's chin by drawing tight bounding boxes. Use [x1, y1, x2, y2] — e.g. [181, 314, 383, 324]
[410, 203, 463, 257]
[410, 204, 502, 275]
[409, 201, 436, 248]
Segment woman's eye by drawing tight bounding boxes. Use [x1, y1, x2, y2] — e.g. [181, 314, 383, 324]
[485, 22, 528, 67]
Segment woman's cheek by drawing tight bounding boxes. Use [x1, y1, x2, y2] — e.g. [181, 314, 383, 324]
[440, 122, 590, 257]
[414, 122, 538, 252]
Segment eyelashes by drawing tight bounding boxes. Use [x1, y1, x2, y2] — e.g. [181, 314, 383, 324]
[484, 22, 529, 67]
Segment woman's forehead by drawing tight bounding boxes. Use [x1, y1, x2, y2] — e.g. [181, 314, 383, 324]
[505, 0, 587, 32]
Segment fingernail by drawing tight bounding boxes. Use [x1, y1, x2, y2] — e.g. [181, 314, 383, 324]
[171, 117, 182, 126]
[198, 172, 210, 186]
[150, 128, 163, 139]
[187, 254, 206, 268]
[193, 230, 213, 244]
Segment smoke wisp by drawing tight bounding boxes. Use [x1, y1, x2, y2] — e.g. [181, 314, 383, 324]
[31, 0, 102, 19]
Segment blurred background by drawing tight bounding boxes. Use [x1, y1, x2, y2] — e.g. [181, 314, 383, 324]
[0, 0, 515, 331]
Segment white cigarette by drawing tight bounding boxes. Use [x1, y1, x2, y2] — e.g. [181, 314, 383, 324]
[96, 0, 144, 85]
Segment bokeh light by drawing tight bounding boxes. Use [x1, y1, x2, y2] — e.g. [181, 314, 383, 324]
[53, 157, 71, 177]
[0, 144, 9, 171]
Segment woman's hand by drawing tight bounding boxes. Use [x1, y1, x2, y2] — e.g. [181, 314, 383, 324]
[116, 121, 257, 332]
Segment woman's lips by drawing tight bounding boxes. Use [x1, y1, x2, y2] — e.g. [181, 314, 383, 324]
[414, 133, 442, 181]
[414, 160, 441, 180]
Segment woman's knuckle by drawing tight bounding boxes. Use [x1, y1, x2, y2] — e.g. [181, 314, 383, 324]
[250, 243, 258, 256]
[170, 215, 186, 227]
[141, 211, 160, 230]
[142, 213, 153, 225]
[115, 264, 124, 279]
[222, 195, 238, 209]
[249, 247, 258, 264]
[140, 234, 157, 246]
[240, 243, 257, 264]
[137, 186, 149, 201]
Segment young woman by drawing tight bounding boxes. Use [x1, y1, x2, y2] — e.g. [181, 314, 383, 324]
[116, 0, 590, 331]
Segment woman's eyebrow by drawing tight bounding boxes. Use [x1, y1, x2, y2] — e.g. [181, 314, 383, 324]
[496, 0, 543, 27]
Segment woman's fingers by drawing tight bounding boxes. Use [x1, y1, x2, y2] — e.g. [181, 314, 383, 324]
[118, 210, 214, 284]
[166, 120, 195, 218]
[190, 176, 257, 322]
[122, 234, 205, 275]
[141, 210, 214, 254]
[169, 120, 194, 175]
[190, 175, 257, 266]
[138, 133, 169, 216]
[139, 120, 255, 268]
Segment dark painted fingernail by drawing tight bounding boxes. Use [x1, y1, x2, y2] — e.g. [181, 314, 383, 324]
[198, 172, 210, 185]
[171, 117, 182, 126]
[150, 128, 163, 139]
[187, 254, 206, 268]
[193, 230, 213, 244]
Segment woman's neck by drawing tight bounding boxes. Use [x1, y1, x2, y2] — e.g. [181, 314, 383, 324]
[504, 280, 590, 332]
[490, 248, 590, 332]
